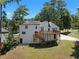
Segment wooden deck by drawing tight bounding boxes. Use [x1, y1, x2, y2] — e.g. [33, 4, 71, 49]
[33, 31, 60, 42]
[38, 31, 60, 35]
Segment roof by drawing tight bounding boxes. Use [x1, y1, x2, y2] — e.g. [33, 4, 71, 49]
[22, 21, 59, 29]
[23, 21, 40, 25]
[1, 28, 9, 33]
[49, 22, 59, 28]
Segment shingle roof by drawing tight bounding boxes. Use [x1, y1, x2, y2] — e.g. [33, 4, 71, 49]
[49, 22, 59, 28]
[23, 21, 40, 25]
[1, 28, 9, 33]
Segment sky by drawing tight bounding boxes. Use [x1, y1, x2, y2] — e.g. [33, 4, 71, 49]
[5, 0, 79, 19]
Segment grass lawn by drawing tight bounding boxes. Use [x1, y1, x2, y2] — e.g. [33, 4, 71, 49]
[68, 30, 79, 39]
[0, 41, 75, 59]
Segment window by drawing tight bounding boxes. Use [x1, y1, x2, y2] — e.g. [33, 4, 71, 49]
[54, 34, 56, 39]
[35, 26, 37, 29]
[25, 25, 28, 29]
[20, 38, 23, 44]
[35, 31, 38, 34]
[22, 32, 26, 34]
[48, 23, 51, 27]
[48, 28, 50, 31]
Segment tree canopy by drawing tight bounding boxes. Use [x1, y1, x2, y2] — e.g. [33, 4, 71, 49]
[10, 5, 29, 33]
[34, 0, 72, 30]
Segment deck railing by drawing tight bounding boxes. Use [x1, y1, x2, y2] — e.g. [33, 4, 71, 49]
[33, 30, 60, 42]
[38, 31, 60, 35]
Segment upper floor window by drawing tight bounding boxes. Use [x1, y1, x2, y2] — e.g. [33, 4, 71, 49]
[48, 23, 51, 27]
[48, 28, 50, 31]
[22, 32, 26, 34]
[35, 26, 37, 29]
[25, 25, 28, 29]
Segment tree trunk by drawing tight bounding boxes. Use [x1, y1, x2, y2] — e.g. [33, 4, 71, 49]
[0, 4, 2, 33]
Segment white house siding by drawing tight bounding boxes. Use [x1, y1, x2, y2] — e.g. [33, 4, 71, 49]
[19, 21, 60, 44]
[20, 24, 40, 44]
[0, 34, 6, 43]
[40, 21, 59, 31]
[49, 22, 59, 30]
[43, 34, 58, 41]
[57, 34, 60, 40]
[40, 21, 49, 31]
[44, 34, 52, 41]
[0, 28, 9, 43]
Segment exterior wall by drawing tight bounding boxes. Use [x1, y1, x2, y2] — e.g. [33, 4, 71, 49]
[57, 34, 60, 40]
[43, 34, 60, 41]
[3, 33, 8, 38]
[40, 21, 49, 31]
[19, 21, 60, 44]
[43, 34, 54, 41]
[19, 24, 40, 44]
[40, 21, 59, 31]
[49, 22, 59, 31]
[0, 34, 6, 43]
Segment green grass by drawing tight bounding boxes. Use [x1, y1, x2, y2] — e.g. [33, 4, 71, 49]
[0, 41, 75, 59]
[68, 33, 79, 39]
[68, 30, 79, 39]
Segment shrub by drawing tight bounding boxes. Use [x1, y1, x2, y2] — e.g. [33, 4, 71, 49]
[0, 34, 19, 55]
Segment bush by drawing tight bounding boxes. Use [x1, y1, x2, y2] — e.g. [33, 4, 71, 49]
[72, 41, 79, 59]
[0, 35, 19, 55]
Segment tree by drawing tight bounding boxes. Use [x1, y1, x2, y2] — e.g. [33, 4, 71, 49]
[0, 0, 21, 53]
[35, 2, 52, 21]
[13, 5, 28, 24]
[11, 5, 28, 33]
[62, 8, 71, 30]
[77, 8, 79, 14]
[2, 10, 8, 28]
[35, 0, 69, 30]
[35, 1, 58, 22]
[71, 8, 79, 29]
[0, 0, 21, 34]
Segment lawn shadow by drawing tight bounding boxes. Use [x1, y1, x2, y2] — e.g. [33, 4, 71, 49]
[61, 31, 71, 35]
[0, 44, 17, 55]
[71, 41, 79, 59]
[29, 41, 58, 49]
